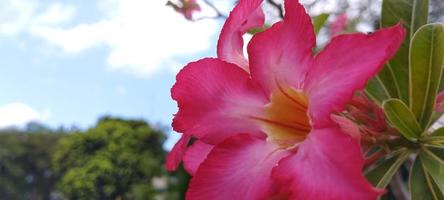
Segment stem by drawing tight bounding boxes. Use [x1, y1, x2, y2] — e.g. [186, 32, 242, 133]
[201, 0, 227, 19]
[389, 172, 410, 200]
[266, 0, 284, 19]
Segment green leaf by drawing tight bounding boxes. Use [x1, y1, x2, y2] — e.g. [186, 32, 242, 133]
[312, 13, 329, 35]
[429, 146, 444, 163]
[366, 149, 410, 188]
[425, 128, 444, 144]
[383, 99, 423, 141]
[432, 127, 444, 136]
[247, 25, 270, 35]
[366, 77, 391, 105]
[375, 0, 429, 104]
[410, 156, 444, 200]
[420, 149, 444, 194]
[410, 23, 444, 129]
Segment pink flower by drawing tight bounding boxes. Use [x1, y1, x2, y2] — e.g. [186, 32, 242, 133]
[168, 0, 201, 20]
[332, 92, 399, 165]
[435, 91, 444, 112]
[333, 92, 396, 141]
[167, 0, 405, 199]
[331, 13, 348, 36]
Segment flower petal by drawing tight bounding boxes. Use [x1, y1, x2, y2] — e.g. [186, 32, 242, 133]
[183, 140, 214, 176]
[172, 58, 267, 144]
[305, 24, 405, 127]
[272, 127, 383, 200]
[248, 0, 315, 94]
[217, 0, 265, 71]
[165, 134, 191, 171]
[186, 134, 290, 200]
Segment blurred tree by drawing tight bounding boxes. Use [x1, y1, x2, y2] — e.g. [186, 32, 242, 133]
[53, 117, 167, 200]
[0, 127, 66, 200]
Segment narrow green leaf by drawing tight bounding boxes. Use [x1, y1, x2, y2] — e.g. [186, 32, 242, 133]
[424, 138, 444, 145]
[247, 25, 270, 35]
[312, 13, 329, 35]
[432, 127, 444, 136]
[424, 127, 444, 144]
[383, 99, 423, 141]
[410, 23, 444, 129]
[373, 65, 402, 100]
[366, 149, 410, 188]
[366, 77, 390, 105]
[421, 149, 444, 194]
[410, 157, 441, 200]
[429, 146, 444, 161]
[377, 0, 429, 104]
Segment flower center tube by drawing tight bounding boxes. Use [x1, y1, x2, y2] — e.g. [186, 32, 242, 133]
[252, 87, 311, 148]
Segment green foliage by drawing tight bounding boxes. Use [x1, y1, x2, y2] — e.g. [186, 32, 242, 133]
[383, 99, 423, 141]
[366, 149, 410, 188]
[312, 13, 330, 35]
[363, 0, 444, 198]
[366, 0, 429, 104]
[53, 117, 167, 200]
[0, 128, 65, 200]
[409, 157, 443, 200]
[420, 149, 444, 193]
[409, 23, 444, 128]
[376, 22, 444, 197]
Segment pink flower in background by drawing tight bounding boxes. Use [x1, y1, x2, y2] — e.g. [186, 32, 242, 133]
[167, 0, 201, 20]
[435, 91, 444, 112]
[332, 92, 399, 165]
[333, 92, 395, 140]
[167, 0, 405, 199]
[331, 13, 348, 36]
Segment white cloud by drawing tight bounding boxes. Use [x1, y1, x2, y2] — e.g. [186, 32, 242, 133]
[0, 0, 75, 35]
[0, 103, 48, 128]
[34, 3, 76, 25]
[0, 0, 219, 77]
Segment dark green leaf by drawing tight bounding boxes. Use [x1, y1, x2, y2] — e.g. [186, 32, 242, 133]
[383, 99, 423, 141]
[410, 23, 444, 129]
[420, 149, 444, 194]
[366, 77, 391, 105]
[410, 156, 442, 200]
[376, 0, 429, 104]
[366, 149, 410, 188]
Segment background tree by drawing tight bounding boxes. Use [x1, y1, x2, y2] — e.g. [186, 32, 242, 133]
[0, 124, 66, 200]
[52, 117, 167, 200]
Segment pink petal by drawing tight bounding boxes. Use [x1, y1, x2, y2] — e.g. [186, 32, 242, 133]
[172, 58, 267, 144]
[186, 134, 290, 200]
[248, 0, 315, 94]
[183, 140, 214, 176]
[305, 24, 405, 127]
[165, 134, 191, 171]
[217, 0, 265, 71]
[272, 127, 383, 200]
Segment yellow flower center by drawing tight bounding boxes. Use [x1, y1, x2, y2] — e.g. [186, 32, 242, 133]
[252, 87, 311, 148]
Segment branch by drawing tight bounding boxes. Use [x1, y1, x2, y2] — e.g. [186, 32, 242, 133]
[389, 171, 409, 200]
[266, 0, 284, 19]
[202, 0, 227, 19]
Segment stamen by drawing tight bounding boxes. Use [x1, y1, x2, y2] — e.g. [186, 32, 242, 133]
[256, 86, 311, 148]
[248, 116, 310, 133]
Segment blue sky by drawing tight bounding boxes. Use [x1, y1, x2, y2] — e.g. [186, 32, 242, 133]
[0, 0, 234, 148]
